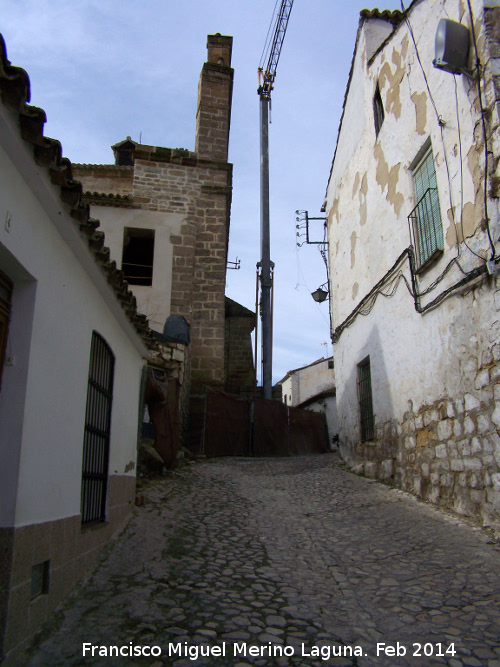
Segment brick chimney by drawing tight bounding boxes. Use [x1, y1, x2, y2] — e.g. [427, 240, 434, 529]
[195, 34, 234, 162]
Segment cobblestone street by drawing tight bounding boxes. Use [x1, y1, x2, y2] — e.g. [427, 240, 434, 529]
[16, 455, 500, 667]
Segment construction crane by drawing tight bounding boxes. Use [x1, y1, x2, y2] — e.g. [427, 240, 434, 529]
[256, 0, 294, 400]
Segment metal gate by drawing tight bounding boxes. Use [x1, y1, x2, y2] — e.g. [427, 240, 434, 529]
[81, 332, 115, 524]
[203, 389, 328, 458]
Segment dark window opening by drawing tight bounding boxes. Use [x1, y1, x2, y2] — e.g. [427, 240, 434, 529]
[31, 560, 50, 599]
[0, 270, 13, 393]
[122, 228, 155, 286]
[81, 332, 115, 525]
[357, 357, 374, 441]
[373, 84, 385, 137]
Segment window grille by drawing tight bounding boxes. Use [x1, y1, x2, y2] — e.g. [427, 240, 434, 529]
[357, 357, 374, 441]
[122, 228, 155, 286]
[408, 147, 443, 271]
[373, 84, 385, 137]
[81, 332, 115, 524]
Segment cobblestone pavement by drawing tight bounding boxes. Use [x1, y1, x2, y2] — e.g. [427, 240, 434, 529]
[18, 455, 500, 667]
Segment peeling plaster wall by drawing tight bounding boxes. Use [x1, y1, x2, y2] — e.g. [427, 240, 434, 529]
[325, 0, 500, 531]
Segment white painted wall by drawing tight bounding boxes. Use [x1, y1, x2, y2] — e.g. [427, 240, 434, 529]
[0, 106, 146, 528]
[279, 358, 338, 440]
[92, 206, 183, 332]
[325, 0, 500, 450]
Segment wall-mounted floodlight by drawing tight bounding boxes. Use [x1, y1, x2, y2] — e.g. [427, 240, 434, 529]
[433, 18, 470, 75]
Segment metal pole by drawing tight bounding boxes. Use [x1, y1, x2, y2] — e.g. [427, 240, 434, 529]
[260, 94, 273, 400]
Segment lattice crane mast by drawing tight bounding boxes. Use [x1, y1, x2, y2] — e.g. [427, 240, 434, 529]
[256, 0, 294, 400]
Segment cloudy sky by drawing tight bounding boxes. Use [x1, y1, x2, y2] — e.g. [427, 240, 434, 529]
[1, 0, 402, 384]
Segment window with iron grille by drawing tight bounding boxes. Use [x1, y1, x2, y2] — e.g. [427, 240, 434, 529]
[81, 332, 115, 524]
[357, 357, 374, 441]
[408, 146, 443, 271]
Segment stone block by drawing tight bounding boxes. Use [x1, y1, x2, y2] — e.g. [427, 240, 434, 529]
[450, 458, 465, 472]
[492, 404, 500, 428]
[453, 419, 463, 437]
[492, 473, 500, 490]
[440, 473, 453, 487]
[477, 413, 492, 435]
[435, 443, 447, 458]
[458, 472, 468, 487]
[437, 420, 452, 441]
[471, 437, 482, 454]
[377, 459, 391, 479]
[464, 393, 481, 411]
[364, 462, 377, 478]
[486, 487, 500, 510]
[491, 365, 500, 383]
[463, 416, 476, 435]
[413, 476, 422, 496]
[475, 368, 490, 390]
[481, 347, 494, 368]
[421, 462, 430, 478]
[423, 409, 438, 427]
[464, 457, 483, 471]
[427, 486, 440, 504]
[416, 428, 431, 449]
[404, 435, 416, 450]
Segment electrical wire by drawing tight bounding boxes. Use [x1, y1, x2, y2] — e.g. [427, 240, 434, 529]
[328, 2, 496, 345]
[453, 74, 487, 261]
[401, 0, 492, 265]
[466, 0, 496, 260]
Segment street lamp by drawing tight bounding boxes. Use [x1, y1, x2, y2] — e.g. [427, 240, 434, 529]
[311, 285, 329, 303]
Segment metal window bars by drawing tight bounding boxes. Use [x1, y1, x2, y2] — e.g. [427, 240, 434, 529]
[408, 187, 444, 271]
[357, 358, 375, 441]
[81, 333, 115, 524]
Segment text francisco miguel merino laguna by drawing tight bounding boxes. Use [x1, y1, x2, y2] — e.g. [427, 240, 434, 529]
[82, 642, 365, 660]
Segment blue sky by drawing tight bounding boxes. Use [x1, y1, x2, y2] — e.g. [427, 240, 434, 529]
[1, 0, 402, 383]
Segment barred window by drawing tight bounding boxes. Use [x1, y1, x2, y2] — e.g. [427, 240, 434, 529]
[357, 357, 374, 441]
[408, 146, 443, 271]
[81, 332, 115, 524]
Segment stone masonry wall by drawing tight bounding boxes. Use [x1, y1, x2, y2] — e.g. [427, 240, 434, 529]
[72, 165, 133, 196]
[132, 153, 232, 390]
[346, 278, 500, 534]
[225, 313, 255, 395]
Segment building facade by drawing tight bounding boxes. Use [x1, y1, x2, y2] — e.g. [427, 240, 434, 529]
[278, 357, 337, 445]
[73, 35, 255, 449]
[325, 0, 500, 531]
[0, 35, 151, 658]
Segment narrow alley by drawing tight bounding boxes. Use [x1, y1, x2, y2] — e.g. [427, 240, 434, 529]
[16, 455, 500, 667]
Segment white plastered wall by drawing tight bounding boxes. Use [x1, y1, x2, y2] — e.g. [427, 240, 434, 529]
[0, 118, 146, 528]
[325, 0, 500, 448]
